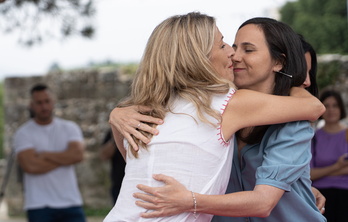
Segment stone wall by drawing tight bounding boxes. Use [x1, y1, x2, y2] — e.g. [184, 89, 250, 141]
[2, 67, 132, 215]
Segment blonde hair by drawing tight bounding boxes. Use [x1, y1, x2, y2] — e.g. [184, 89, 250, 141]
[120, 12, 232, 156]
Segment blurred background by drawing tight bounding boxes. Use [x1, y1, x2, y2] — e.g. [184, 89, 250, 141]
[0, 0, 347, 221]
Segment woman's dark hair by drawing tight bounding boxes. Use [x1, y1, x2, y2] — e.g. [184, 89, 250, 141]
[236, 17, 307, 144]
[320, 90, 347, 120]
[299, 34, 318, 98]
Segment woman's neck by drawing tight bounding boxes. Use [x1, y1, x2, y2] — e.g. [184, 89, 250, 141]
[323, 122, 345, 133]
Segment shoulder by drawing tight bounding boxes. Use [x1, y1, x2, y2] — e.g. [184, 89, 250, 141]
[314, 127, 324, 135]
[14, 120, 35, 135]
[53, 118, 82, 137]
[211, 87, 236, 113]
[213, 87, 236, 100]
[54, 117, 79, 128]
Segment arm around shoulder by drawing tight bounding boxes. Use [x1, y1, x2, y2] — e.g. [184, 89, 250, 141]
[289, 87, 325, 121]
[111, 124, 127, 161]
[222, 88, 325, 139]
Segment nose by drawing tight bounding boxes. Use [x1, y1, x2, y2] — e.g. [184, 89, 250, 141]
[226, 44, 235, 58]
[301, 74, 311, 88]
[232, 49, 241, 63]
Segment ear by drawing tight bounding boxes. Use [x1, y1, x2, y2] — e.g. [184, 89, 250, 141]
[273, 54, 286, 72]
[273, 63, 283, 73]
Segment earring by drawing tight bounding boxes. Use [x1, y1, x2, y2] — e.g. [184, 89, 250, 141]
[276, 70, 292, 78]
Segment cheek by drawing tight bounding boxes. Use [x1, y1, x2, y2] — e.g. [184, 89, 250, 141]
[210, 57, 220, 72]
[233, 74, 246, 88]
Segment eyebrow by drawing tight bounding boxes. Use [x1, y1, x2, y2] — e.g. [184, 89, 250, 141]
[220, 36, 224, 43]
[232, 42, 255, 47]
[233, 42, 255, 46]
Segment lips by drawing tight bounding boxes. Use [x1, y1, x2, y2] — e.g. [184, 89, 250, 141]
[233, 68, 244, 72]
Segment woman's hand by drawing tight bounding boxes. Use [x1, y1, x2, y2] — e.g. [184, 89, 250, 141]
[335, 153, 348, 168]
[109, 105, 163, 151]
[134, 174, 193, 218]
[330, 154, 348, 176]
[311, 187, 326, 214]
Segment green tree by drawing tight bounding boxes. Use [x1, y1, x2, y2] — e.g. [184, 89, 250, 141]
[0, 0, 96, 46]
[280, 0, 348, 54]
[316, 60, 341, 90]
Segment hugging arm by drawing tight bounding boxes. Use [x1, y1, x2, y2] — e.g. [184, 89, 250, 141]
[134, 174, 283, 218]
[110, 123, 127, 160]
[110, 87, 325, 151]
[221, 87, 325, 140]
[134, 121, 325, 218]
[135, 175, 325, 217]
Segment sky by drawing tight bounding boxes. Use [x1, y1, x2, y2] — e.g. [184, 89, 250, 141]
[0, 0, 290, 80]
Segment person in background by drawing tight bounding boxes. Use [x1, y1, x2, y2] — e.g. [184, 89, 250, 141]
[310, 89, 348, 222]
[110, 17, 326, 222]
[13, 83, 86, 222]
[99, 129, 126, 204]
[299, 34, 318, 98]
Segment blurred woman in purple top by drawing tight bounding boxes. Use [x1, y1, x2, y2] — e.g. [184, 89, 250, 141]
[311, 89, 348, 222]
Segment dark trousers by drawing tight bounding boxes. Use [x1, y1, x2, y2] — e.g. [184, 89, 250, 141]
[27, 206, 86, 222]
[318, 188, 348, 222]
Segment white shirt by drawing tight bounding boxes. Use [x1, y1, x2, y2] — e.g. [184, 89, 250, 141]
[13, 117, 84, 210]
[104, 88, 236, 222]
